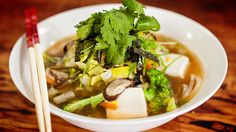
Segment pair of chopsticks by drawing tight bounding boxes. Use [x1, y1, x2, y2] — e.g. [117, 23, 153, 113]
[24, 7, 52, 132]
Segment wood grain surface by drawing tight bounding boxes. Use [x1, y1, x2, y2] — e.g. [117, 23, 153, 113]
[0, 0, 236, 131]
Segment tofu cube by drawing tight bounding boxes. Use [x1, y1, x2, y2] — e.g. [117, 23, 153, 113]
[160, 54, 189, 78]
[106, 88, 148, 119]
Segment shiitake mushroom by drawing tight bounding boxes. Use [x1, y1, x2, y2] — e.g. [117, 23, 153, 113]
[103, 79, 133, 101]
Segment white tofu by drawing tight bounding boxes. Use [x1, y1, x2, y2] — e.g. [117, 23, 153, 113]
[160, 54, 189, 78]
[106, 88, 148, 119]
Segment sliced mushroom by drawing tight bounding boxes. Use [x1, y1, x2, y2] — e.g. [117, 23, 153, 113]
[46, 68, 57, 85]
[103, 79, 133, 101]
[54, 79, 72, 89]
[50, 69, 68, 83]
[46, 67, 70, 86]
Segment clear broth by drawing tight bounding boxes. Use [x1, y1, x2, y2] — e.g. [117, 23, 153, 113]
[46, 34, 203, 118]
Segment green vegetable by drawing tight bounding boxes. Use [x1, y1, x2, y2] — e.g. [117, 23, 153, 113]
[128, 62, 137, 76]
[75, 17, 95, 40]
[79, 51, 96, 88]
[102, 11, 133, 36]
[100, 10, 135, 64]
[43, 53, 60, 64]
[106, 35, 135, 64]
[122, 0, 144, 15]
[94, 36, 109, 50]
[74, 0, 160, 65]
[68, 67, 80, 77]
[75, 40, 95, 62]
[144, 69, 174, 113]
[136, 15, 160, 31]
[87, 64, 104, 76]
[75, 13, 102, 40]
[138, 32, 169, 54]
[139, 35, 157, 53]
[63, 93, 105, 112]
[166, 97, 177, 111]
[119, 8, 135, 24]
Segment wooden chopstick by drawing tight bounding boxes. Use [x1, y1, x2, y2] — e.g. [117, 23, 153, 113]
[24, 8, 52, 132]
[24, 9, 46, 132]
[30, 7, 52, 132]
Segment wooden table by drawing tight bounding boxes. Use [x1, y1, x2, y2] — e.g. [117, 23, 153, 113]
[0, 0, 235, 131]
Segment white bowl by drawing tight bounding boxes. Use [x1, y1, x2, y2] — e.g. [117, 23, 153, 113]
[9, 4, 228, 132]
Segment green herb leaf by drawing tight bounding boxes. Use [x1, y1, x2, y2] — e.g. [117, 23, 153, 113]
[74, 0, 160, 66]
[75, 40, 95, 62]
[136, 15, 160, 31]
[100, 10, 135, 65]
[100, 14, 119, 46]
[76, 17, 95, 40]
[101, 10, 133, 46]
[139, 35, 157, 52]
[118, 8, 135, 25]
[122, 0, 144, 15]
[109, 11, 133, 34]
[106, 35, 135, 64]
[94, 36, 109, 50]
[95, 42, 109, 51]
[128, 62, 137, 76]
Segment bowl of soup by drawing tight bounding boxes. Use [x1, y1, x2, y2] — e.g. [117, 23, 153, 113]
[9, 2, 227, 131]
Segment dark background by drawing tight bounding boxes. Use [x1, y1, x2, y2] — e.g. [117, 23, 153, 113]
[0, 0, 235, 131]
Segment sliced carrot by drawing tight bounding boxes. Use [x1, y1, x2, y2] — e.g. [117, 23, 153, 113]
[100, 101, 118, 110]
[46, 76, 56, 85]
[146, 60, 152, 70]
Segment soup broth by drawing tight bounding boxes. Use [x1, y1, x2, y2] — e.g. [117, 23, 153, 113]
[155, 34, 203, 107]
[44, 34, 203, 118]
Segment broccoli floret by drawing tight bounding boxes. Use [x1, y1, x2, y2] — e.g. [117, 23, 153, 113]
[144, 69, 175, 113]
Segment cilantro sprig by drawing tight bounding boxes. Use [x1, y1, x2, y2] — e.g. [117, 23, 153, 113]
[75, 0, 161, 65]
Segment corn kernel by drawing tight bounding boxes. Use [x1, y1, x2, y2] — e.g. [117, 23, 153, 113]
[166, 57, 172, 62]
